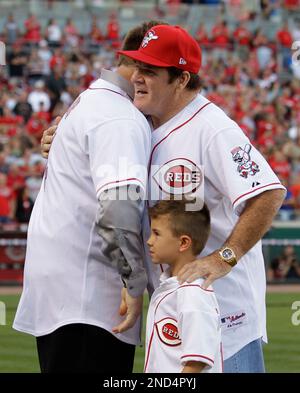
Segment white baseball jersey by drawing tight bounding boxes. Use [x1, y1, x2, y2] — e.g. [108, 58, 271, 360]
[13, 73, 151, 345]
[144, 94, 285, 359]
[144, 269, 223, 373]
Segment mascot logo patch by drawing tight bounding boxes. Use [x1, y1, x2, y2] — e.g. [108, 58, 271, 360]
[231, 144, 260, 179]
[156, 318, 181, 346]
[141, 30, 159, 48]
[152, 158, 203, 195]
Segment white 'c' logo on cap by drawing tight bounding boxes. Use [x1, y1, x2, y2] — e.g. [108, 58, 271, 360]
[141, 30, 158, 48]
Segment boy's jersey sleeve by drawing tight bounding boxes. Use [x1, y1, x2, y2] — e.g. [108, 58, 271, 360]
[177, 284, 221, 369]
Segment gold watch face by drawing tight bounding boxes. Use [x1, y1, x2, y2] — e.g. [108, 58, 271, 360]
[222, 248, 233, 260]
[220, 247, 237, 267]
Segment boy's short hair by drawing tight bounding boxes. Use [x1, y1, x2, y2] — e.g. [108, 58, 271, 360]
[118, 20, 168, 66]
[149, 198, 210, 256]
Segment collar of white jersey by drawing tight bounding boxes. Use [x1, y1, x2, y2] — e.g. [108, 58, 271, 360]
[160, 267, 178, 286]
[90, 69, 134, 101]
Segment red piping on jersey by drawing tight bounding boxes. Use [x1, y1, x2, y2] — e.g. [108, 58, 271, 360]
[144, 326, 155, 373]
[96, 178, 144, 194]
[154, 288, 178, 315]
[148, 102, 211, 173]
[154, 284, 213, 315]
[179, 284, 214, 292]
[88, 87, 127, 99]
[181, 354, 214, 364]
[232, 182, 283, 207]
[160, 157, 199, 166]
[156, 316, 178, 324]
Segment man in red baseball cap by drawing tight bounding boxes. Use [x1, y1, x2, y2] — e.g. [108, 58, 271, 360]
[118, 24, 202, 128]
[118, 23, 285, 375]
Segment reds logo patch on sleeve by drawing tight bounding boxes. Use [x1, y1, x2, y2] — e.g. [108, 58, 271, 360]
[231, 144, 260, 179]
[152, 158, 203, 195]
[155, 317, 181, 346]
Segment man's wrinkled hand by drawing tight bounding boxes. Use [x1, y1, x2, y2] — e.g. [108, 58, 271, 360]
[112, 288, 143, 334]
[177, 251, 232, 289]
[40, 116, 61, 158]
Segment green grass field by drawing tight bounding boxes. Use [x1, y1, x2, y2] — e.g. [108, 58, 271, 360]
[0, 292, 299, 373]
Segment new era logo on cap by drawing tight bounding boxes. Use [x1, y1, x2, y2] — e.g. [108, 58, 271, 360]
[179, 58, 187, 65]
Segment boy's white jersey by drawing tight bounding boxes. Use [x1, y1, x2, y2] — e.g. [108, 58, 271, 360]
[145, 94, 285, 359]
[145, 271, 222, 373]
[13, 77, 151, 345]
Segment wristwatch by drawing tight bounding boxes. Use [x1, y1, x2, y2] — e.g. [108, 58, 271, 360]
[218, 246, 237, 267]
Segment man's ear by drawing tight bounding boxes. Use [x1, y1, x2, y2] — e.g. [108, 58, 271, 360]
[177, 71, 191, 90]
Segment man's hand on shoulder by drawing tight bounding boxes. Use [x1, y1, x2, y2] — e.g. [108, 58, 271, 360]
[177, 251, 232, 289]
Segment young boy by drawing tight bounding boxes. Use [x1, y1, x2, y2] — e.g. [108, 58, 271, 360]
[145, 199, 223, 373]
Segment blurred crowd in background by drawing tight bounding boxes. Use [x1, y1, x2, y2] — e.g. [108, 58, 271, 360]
[0, 0, 300, 226]
[268, 245, 300, 281]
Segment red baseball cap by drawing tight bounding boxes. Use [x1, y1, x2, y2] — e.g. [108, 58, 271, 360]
[118, 25, 201, 74]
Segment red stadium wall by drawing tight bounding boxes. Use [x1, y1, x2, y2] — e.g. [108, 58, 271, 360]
[0, 229, 26, 284]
